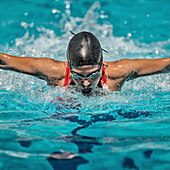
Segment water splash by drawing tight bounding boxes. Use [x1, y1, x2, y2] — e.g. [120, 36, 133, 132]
[3, 2, 168, 60]
[0, 2, 169, 116]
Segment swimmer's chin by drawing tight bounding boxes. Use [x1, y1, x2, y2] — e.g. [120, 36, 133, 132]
[81, 88, 93, 96]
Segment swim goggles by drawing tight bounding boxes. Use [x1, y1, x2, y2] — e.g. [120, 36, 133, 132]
[71, 68, 101, 80]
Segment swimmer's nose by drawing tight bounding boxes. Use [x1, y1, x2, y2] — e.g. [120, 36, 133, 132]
[82, 79, 90, 88]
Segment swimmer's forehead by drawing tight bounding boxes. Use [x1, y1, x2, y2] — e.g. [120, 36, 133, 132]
[71, 65, 100, 72]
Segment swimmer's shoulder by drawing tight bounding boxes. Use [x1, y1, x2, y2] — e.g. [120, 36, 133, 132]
[103, 59, 129, 67]
[103, 59, 130, 79]
[39, 59, 67, 80]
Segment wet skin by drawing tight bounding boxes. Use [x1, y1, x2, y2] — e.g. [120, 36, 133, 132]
[71, 65, 101, 95]
[0, 52, 169, 93]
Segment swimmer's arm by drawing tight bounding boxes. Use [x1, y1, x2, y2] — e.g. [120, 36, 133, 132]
[0, 52, 36, 73]
[0, 52, 61, 77]
[122, 57, 170, 79]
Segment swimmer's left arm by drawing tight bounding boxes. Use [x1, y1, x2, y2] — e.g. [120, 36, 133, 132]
[123, 57, 170, 78]
[109, 57, 170, 80]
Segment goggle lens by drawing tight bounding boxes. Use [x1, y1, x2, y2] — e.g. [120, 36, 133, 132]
[71, 69, 100, 80]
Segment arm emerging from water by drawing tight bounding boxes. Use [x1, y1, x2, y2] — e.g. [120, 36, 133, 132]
[130, 57, 170, 76]
[0, 52, 64, 80]
[110, 57, 170, 80]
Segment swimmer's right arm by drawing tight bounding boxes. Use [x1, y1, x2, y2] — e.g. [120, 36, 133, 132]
[0, 52, 60, 77]
[0, 52, 37, 73]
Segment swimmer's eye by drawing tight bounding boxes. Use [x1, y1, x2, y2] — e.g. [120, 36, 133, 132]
[71, 72, 83, 79]
[87, 70, 100, 79]
[71, 71, 83, 79]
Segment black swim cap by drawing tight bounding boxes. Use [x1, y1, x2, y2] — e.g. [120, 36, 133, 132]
[67, 31, 103, 69]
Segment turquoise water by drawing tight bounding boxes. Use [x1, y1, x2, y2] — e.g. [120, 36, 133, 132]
[0, 0, 170, 169]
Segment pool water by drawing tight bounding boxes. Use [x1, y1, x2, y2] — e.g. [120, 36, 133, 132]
[0, 0, 170, 169]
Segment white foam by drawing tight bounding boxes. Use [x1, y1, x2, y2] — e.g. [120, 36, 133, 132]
[9, 2, 169, 61]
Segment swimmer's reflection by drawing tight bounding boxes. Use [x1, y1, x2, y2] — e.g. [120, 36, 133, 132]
[46, 114, 116, 170]
[47, 152, 88, 170]
[18, 113, 116, 169]
[46, 124, 103, 170]
[19, 110, 150, 170]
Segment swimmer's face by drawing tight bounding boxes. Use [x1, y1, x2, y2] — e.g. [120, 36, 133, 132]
[71, 65, 101, 95]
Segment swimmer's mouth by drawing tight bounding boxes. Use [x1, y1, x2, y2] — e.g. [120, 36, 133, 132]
[82, 88, 92, 95]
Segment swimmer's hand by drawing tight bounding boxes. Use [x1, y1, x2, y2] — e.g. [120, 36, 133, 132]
[0, 52, 7, 68]
[0, 60, 6, 67]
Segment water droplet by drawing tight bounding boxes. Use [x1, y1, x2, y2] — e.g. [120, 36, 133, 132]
[21, 22, 27, 28]
[155, 50, 159, 54]
[66, 4, 70, 9]
[32, 48, 36, 53]
[52, 9, 60, 14]
[127, 33, 132, 38]
[21, 51, 26, 57]
[24, 12, 28, 16]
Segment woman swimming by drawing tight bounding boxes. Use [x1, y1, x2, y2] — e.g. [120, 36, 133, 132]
[0, 31, 170, 95]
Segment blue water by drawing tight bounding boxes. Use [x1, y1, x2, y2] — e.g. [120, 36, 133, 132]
[0, 0, 170, 169]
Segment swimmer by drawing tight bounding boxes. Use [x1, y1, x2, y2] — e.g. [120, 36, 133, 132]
[0, 31, 170, 95]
